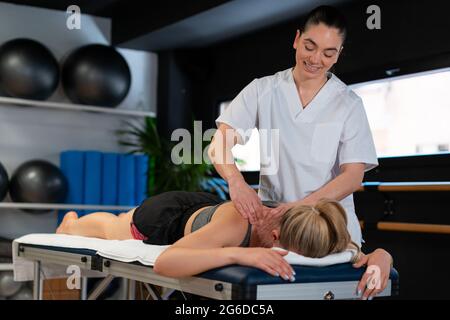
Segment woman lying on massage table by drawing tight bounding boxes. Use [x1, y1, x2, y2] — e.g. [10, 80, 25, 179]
[56, 191, 393, 300]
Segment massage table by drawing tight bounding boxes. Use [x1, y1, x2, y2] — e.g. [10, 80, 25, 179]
[12, 234, 399, 300]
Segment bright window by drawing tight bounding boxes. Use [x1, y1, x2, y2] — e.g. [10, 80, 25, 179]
[351, 68, 450, 157]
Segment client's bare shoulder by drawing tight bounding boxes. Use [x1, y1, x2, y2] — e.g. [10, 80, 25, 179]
[174, 201, 250, 249]
[213, 201, 247, 222]
[209, 201, 250, 247]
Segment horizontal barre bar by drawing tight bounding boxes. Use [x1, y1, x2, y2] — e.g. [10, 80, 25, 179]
[358, 182, 450, 192]
[377, 222, 450, 234]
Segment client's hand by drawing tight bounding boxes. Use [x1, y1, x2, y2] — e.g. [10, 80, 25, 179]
[235, 247, 295, 281]
[353, 248, 393, 300]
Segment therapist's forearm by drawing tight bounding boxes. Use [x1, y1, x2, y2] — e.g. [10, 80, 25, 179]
[214, 161, 246, 185]
[294, 170, 363, 206]
[208, 138, 246, 185]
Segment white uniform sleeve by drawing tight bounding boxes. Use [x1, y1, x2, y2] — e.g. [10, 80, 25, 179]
[215, 79, 258, 145]
[338, 98, 378, 172]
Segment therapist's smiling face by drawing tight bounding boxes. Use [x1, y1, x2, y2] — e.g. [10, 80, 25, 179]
[293, 23, 343, 79]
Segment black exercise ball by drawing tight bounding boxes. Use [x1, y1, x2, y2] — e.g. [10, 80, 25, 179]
[0, 162, 8, 201]
[62, 44, 131, 107]
[0, 271, 22, 297]
[9, 160, 68, 205]
[7, 286, 32, 300]
[0, 38, 59, 100]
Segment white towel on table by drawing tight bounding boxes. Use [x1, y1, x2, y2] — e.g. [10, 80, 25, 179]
[13, 233, 354, 281]
[272, 247, 356, 266]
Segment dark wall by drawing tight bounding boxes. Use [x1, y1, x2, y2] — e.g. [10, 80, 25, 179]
[157, 51, 194, 140]
[365, 153, 450, 182]
[336, 0, 450, 82]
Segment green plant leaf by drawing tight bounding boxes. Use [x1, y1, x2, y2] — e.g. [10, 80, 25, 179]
[117, 117, 216, 196]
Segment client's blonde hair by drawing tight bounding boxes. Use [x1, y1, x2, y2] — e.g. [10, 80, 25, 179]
[278, 198, 360, 262]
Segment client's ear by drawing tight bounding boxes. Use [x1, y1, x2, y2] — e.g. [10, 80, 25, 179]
[272, 229, 280, 241]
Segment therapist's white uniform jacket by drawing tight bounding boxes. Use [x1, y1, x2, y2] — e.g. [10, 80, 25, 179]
[216, 68, 378, 247]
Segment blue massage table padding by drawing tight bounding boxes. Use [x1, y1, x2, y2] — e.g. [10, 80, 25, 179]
[202, 263, 375, 285]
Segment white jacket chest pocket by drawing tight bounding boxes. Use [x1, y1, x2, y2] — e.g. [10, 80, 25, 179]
[310, 122, 343, 163]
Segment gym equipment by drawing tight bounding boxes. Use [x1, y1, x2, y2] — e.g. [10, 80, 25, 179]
[0, 38, 59, 100]
[62, 44, 131, 107]
[8, 286, 32, 300]
[0, 271, 22, 297]
[9, 160, 68, 205]
[0, 161, 8, 201]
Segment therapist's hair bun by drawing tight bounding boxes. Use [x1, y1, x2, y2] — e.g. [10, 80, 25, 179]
[303, 5, 347, 43]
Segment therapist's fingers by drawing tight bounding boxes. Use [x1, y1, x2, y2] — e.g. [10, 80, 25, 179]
[250, 197, 262, 223]
[235, 201, 248, 219]
[262, 206, 270, 219]
[252, 201, 263, 222]
[247, 203, 257, 224]
[273, 206, 285, 219]
[243, 205, 252, 221]
[268, 205, 288, 220]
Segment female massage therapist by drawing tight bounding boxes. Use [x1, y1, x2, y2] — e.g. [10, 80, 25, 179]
[208, 5, 392, 300]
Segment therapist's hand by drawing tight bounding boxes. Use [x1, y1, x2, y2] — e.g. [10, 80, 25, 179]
[353, 248, 393, 300]
[228, 176, 262, 224]
[264, 203, 292, 221]
[254, 203, 292, 248]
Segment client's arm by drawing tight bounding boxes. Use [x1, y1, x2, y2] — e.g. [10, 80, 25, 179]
[153, 207, 294, 280]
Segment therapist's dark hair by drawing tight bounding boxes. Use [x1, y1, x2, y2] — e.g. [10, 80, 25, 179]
[303, 5, 347, 44]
